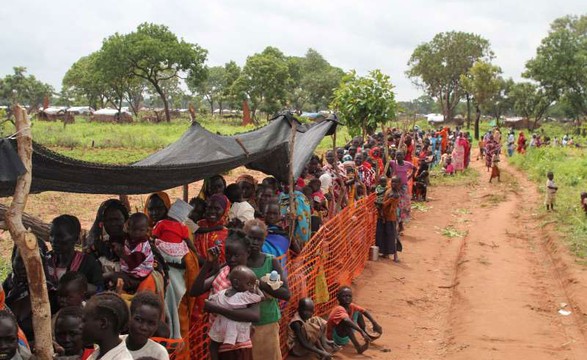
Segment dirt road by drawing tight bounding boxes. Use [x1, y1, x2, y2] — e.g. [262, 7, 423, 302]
[337, 158, 587, 359]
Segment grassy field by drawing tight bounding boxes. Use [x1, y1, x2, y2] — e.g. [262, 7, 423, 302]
[509, 145, 587, 259]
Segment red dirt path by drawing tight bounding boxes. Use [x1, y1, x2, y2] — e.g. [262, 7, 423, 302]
[334, 158, 587, 360]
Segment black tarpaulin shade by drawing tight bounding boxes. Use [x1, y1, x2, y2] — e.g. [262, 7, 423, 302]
[0, 113, 339, 196]
[0, 138, 26, 182]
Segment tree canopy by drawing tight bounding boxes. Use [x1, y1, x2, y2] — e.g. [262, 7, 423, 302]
[99, 23, 208, 122]
[331, 69, 396, 138]
[0, 67, 54, 109]
[525, 15, 587, 120]
[406, 31, 493, 122]
[461, 61, 502, 139]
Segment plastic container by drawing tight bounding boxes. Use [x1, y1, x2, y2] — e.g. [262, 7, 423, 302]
[370, 246, 379, 261]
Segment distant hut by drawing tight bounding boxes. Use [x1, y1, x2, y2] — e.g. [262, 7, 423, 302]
[37, 106, 68, 121]
[90, 108, 133, 123]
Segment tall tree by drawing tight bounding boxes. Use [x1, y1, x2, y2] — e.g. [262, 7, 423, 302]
[406, 31, 493, 122]
[62, 53, 111, 109]
[460, 61, 502, 139]
[188, 66, 225, 115]
[486, 77, 515, 124]
[100, 23, 207, 122]
[510, 82, 553, 131]
[331, 69, 397, 138]
[222, 61, 241, 110]
[0, 67, 54, 109]
[233, 47, 291, 121]
[525, 15, 587, 120]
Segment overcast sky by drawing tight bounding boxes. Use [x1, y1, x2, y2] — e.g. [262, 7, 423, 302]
[1, 0, 584, 101]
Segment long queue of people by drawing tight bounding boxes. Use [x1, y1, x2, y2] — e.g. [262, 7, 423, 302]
[1, 126, 477, 360]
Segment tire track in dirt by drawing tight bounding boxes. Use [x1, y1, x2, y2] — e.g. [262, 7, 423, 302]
[334, 158, 587, 360]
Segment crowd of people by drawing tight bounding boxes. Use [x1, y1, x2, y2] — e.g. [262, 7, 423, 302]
[1, 125, 523, 359]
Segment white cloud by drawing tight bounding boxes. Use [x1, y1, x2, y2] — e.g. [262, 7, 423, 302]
[0, 0, 584, 101]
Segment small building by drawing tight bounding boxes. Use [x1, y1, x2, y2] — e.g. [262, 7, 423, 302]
[90, 108, 133, 123]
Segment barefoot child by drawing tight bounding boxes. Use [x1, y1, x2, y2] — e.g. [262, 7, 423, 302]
[326, 286, 382, 354]
[207, 265, 264, 360]
[83, 292, 133, 359]
[122, 292, 169, 360]
[546, 171, 558, 211]
[288, 298, 339, 359]
[106, 213, 154, 294]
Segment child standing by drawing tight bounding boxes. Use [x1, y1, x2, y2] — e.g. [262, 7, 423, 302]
[122, 292, 169, 360]
[83, 292, 133, 360]
[207, 265, 264, 360]
[376, 177, 401, 262]
[546, 171, 558, 211]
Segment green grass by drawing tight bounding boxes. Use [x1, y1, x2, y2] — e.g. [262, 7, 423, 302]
[430, 167, 480, 187]
[509, 145, 587, 258]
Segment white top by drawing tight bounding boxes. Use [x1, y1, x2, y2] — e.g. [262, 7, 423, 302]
[120, 335, 170, 360]
[319, 173, 333, 194]
[546, 179, 557, 194]
[87, 339, 133, 360]
[208, 289, 263, 345]
[228, 201, 255, 223]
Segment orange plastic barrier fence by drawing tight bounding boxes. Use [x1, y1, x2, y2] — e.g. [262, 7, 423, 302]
[170, 194, 377, 359]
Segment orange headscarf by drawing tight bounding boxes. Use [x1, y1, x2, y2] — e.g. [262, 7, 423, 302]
[143, 192, 172, 225]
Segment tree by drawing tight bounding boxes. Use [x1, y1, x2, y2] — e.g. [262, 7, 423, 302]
[510, 82, 553, 131]
[100, 23, 207, 122]
[525, 15, 587, 120]
[222, 61, 241, 110]
[331, 69, 397, 138]
[461, 61, 502, 139]
[406, 31, 493, 122]
[398, 95, 440, 115]
[189, 66, 225, 115]
[62, 53, 111, 109]
[0, 67, 54, 109]
[486, 77, 515, 124]
[233, 47, 291, 121]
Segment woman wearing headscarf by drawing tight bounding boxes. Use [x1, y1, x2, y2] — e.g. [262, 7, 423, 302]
[278, 186, 311, 249]
[197, 175, 227, 201]
[236, 174, 258, 209]
[517, 132, 527, 154]
[86, 199, 129, 273]
[194, 193, 230, 264]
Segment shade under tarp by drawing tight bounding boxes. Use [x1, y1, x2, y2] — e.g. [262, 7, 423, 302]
[0, 113, 338, 196]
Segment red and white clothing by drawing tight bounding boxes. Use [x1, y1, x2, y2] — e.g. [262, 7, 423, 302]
[153, 219, 190, 258]
[120, 240, 154, 279]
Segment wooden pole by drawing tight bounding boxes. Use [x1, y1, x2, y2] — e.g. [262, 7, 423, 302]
[288, 121, 299, 249]
[5, 105, 54, 360]
[183, 184, 189, 202]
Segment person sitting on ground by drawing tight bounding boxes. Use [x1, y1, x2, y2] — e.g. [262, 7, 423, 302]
[56, 272, 87, 310]
[207, 266, 264, 360]
[326, 286, 382, 354]
[545, 171, 558, 211]
[443, 158, 455, 176]
[225, 183, 255, 228]
[49, 215, 104, 294]
[288, 298, 339, 359]
[53, 306, 87, 359]
[0, 310, 32, 360]
[83, 292, 133, 360]
[104, 213, 154, 294]
[122, 291, 169, 360]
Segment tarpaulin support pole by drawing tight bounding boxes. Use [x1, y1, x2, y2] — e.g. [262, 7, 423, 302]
[288, 121, 299, 249]
[5, 105, 54, 359]
[183, 184, 189, 202]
